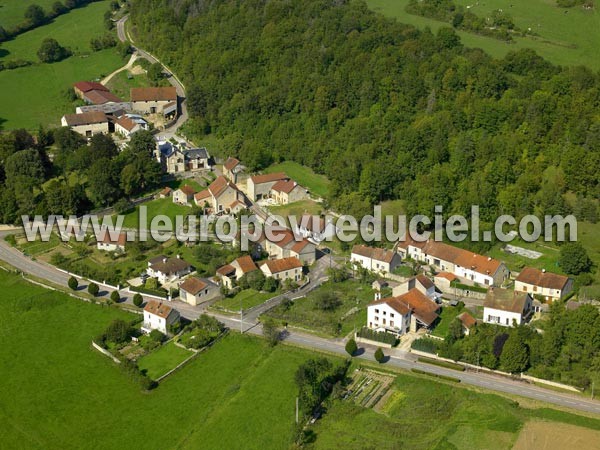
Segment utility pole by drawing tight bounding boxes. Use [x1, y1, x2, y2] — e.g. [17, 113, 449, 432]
[240, 297, 243, 334]
[295, 397, 299, 424]
[592, 380, 595, 400]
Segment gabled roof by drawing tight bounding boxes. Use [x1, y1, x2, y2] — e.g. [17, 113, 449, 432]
[115, 115, 138, 132]
[216, 264, 235, 276]
[290, 239, 313, 253]
[397, 235, 428, 251]
[414, 274, 434, 290]
[177, 185, 196, 196]
[84, 89, 123, 105]
[250, 172, 288, 185]
[457, 311, 477, 329]
[516, 267, 570, 291]
[74, 81, 108, 93]
[149, 256, 191, 274]
[261, 257, 302, 274]
[160, 187, 172, 196]
[131, 86, 177, 102]
[435, 271, 457, 282]
[179, 277, 208, 295]
[233, 255, 258, 274]
[352, 244, 397, 264]
[194, 190, 211, 202]
[62, 112, 108, 126]
[98, 230, 126, 246]
[266, 227, 297, 249]
[224, 157, 240, 171]
[423, 241, 503, 277]
[208, 176, 236, 198]
[370, 288, 439, 326]
[144, 300, 176, 319]
[184, 148, 208, 159]
[484, 288, 530, 314]
[271, 179, 302, 194]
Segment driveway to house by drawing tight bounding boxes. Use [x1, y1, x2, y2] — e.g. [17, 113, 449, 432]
[1, 228, 600, 415]
[116, 15, 188, 136]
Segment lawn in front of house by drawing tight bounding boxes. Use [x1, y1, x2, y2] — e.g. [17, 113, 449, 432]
[264, 279, 375, 337]
[431, 304, 466, 338]
[268, 199, 323, 220]
[264, 161, 331, 198]
[137, 341, 193, 380]
[213, 289, 276, 312]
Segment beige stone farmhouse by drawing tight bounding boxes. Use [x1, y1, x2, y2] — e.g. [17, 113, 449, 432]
[260, 257, 303, 282]
[131, 86, 177, 116]
[194, 176, 245, 214]
[61, 112, 109, 137]
[173, 185, 196, 206]
[179, 276, 219, 306]
[223, 157, 245, 183]
[216, 255, 259, 289]
[514, 267, 573, 302]
[351, 245, 401, 275]
[264, 228, 316, 264]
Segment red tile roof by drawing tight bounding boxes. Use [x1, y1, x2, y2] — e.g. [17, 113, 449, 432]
[74, 81, 108, 93]
[352, 244, 397, 264]
[84, 89, 123, 105]
[435, 271, 457, 282]
[425, 241, 503, 277]
[160, 187, 172, 196]
[250, 172, 288, 185]
[98, 231, 126, 246]
[208, 176, 236, 198]
[261, 257, 303, 274]
[516, 267, 569, 291]
[216, 264, 235, 276]
[144, 300, 175, 319]
[224, 157, 240, 171]
[457, 311, 477, 329]
[179, 277, 208, 295]
[115, 115, 138, 132]
[271, 179, 300, 194]
[371, 288, 439, 326]
[484, 288, 530, 314]
[178, 185, 196, 196]
[131, 86, 177, 102]
[233, 255, 258, 274]
[415, 274, 434, 290]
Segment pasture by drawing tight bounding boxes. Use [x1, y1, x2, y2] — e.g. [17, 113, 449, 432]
[0, 0, 58, 30]
[366, 0, 600, 70]
[264, 161, 331, 198]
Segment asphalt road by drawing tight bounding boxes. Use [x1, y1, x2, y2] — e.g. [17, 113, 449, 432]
[2, 229, 600, 415]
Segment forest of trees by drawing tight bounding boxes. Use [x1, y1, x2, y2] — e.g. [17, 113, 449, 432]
[129, 0, 599, 225]
[0, 128, 162, 223]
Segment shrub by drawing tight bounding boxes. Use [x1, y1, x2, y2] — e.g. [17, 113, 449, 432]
[357, 327, 398, 346]
[418, 356, 465, 371]
[110, 290, 120, 303]
[145, 277, 159, 290]
[345, 338, 357, 356]
[133, 293, 143, 307]
[314, 290, 341, 311]
[68, 276, 78, 290]
[87, 282, 99, 296]
[149, 329, 166, 343]
[374, 347, 385, 363]
[103, 319, 131, 344]
[262, 317, 281, 347]
[37, 38, 71, 63]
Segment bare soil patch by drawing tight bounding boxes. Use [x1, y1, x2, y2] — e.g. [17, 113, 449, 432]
[513, 420, 600, 450]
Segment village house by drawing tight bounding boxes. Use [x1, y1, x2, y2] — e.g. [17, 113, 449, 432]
[114, 115, 143, 138]
[270, 179, 309, 205]
[433, 271, 458, 292]
[514, 267, 573, 302]
[397, 238, 509, 287]
[155, 141, 211, 173]
[179, 276, 219, 306]
[260, 257, 303, 282]
[392, 274, 438, 301]
[96, 231, 127, 253]
[73, 81, 108, 99]
[194, 176, 245, 214]
[76, 102, 131, 116]
[264, 228, 316, 264]
[173, 185, 196, 206]
[294, 214, 336, 244]
[61, 112, 109, 137]
[483, 288, 533, 327]
[131, 86, 178, 116]
[147, 255, 193, 284]
[457, 311, 477, 336]
[83, 89, 123, 105]
[216, 255, 259, 289]
[350, 244, 401, 275]
[223, 157, 246, 183]
[367, 288, 440, 336]
[247, 172, 288, 201]
[158, 187, 172, 199]
[142, 300, 180, 335]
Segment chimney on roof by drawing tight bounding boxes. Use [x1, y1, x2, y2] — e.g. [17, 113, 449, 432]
[177, 254, 181, 259]
[542, 268, 546, 273]
[162, 257, 167, 263]
[487, 257, 491, 261]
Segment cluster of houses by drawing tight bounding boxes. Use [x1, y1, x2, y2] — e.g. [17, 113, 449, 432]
[61, 81, 178, 138]
[355, 238, 574, 337]
[247, 172, 310, 204]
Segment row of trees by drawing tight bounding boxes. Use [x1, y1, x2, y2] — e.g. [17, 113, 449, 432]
[439, 302, 600, 388]
[130, 0, 599, 226]
[0, 128, 162, 224]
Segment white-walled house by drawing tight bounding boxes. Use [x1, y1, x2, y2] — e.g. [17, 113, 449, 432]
[392, 274, 438, 301]
[97, 231, 126, 253]
[351, 245, 401, 275]
[397, 238, 509, 287]
[483, 288, 533, 327]
[367, 288, 440, 336]
[514, 267, 573, 302]
[179, 277, 219, 306]
[216, 255, 259, 289]
[142, 300, 180, 335]
[294, 214, 336, 244]
[147, 255, 193, 284]
[173, 185, 196, 206]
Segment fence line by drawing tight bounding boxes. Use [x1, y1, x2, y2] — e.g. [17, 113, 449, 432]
[91, 341, 121, 364]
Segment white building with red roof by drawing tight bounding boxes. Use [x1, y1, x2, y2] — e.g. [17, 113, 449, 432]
[97, 231, 127, 253]
[351, 244, 401, 275]
[142, 300, 180, 335]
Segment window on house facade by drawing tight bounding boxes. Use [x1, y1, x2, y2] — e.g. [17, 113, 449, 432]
[390, 321, 394, 327]
[375, 309, 379, 313]
[390, 313, 394, 318]
[375, 316, 379, 322]
[383, 319, 386, 325]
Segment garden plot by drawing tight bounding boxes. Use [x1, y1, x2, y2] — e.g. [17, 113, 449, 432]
[345, 368, 395, 410]
[504, 244, 542, 259]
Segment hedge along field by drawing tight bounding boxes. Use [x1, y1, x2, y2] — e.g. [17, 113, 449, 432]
[0, 1, 124, 129]
[0, 269, 322, 449]
[366, 0, 600, 70]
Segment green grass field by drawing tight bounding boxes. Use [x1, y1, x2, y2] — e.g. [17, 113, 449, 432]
[264, 279, 375, 337]
[213, 288, 276, 312]
[264, 161, 331, 198]
[366, 0, 600, 70]
[1, 1, 115, 62]
[307, 370, 600, 449]
[137, 341, 193, 380]
[268, 199, 323, 219]
[0, 1, 124, 129]
[431, 304, 466, 338]
[0, 0, 59, 30]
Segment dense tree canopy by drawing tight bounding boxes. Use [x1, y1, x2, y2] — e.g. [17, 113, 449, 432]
[130, 0, 599, 222]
